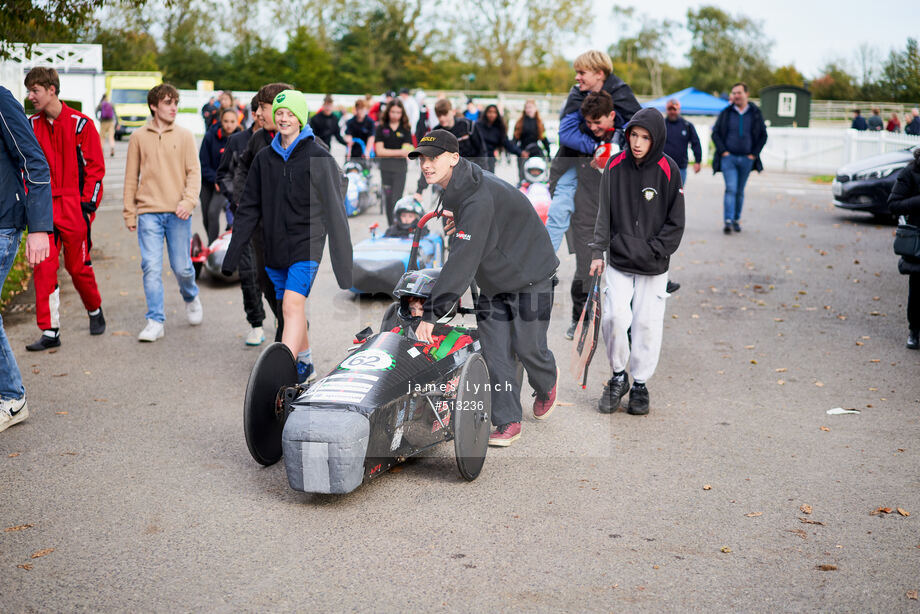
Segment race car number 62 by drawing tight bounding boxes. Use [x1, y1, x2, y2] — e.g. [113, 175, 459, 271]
[339, 349, 394, 371]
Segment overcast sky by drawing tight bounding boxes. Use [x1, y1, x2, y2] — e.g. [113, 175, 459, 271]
[588, 0, 917, 77]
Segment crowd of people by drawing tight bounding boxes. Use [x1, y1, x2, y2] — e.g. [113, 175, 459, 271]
[1, 51, 917, 443]
[852, 107, 920, 134]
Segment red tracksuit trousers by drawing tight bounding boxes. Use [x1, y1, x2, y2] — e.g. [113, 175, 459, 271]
[33, 196, 102, 330]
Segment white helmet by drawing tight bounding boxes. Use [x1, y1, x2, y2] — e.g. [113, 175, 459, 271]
[523, 156, 548, 183]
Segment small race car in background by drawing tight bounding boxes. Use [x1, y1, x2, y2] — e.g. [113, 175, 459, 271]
[343, 160, 381, 217]
[343, 138, 381, 217]
[350, 198, 444, 295]
[191, 231, 237, 282]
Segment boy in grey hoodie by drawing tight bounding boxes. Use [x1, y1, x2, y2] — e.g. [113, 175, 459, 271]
[588, 108, 684, 416]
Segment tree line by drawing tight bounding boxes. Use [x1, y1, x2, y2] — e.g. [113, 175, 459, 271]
[5, 1, 918, 102]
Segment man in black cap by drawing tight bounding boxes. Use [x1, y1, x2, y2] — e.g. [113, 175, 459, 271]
[409, 129, 559, 446]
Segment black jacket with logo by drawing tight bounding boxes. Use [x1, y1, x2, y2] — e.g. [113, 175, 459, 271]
[222, 135, 352, 289]
[590, 108, 685, 276]
[423, 158, 558, 321]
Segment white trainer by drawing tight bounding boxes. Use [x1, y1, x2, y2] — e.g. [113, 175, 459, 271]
[246, 326, 265, 346]
[0, 397, 29, 433]
[138, 319, 165, 342]
[186, 296, 203, 325]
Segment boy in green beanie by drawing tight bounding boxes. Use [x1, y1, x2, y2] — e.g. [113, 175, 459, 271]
[223, 90, 353, 383]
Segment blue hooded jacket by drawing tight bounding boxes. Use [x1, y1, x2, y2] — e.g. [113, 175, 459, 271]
[0, 86, 52, 232]
[271, 124, 316, 162]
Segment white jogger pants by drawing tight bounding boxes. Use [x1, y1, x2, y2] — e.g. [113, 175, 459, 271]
[601, 266, 669, 384]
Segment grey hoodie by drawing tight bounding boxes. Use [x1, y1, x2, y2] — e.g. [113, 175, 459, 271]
[589, 107, 685, 276]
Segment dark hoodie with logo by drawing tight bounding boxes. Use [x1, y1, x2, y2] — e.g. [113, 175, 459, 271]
[422, 158, 558, 321]
[589, 108, 684, 276]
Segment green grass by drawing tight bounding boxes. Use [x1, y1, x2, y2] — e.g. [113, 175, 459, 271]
[810, 175, 835, 184]
[1, 235, 31, 310]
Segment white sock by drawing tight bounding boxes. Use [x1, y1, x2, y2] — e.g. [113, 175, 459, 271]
[43, 329, 59, 338]
[297, 349, 312, 365]
[88, 308, 101, 316]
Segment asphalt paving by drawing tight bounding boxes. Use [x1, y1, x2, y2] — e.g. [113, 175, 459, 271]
[1, 141, 918, 612]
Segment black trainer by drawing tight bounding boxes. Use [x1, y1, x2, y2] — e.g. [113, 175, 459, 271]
[565, 321, 577, 340]
[89, 308, 106, 335]
[908, 329, 919, 350]
[26, 332, 61, 352]
[723, 221, 732, 234]
[627, 383, 650, 415]
[666, 281, 680, 294]
[598, 372, 629, 413]
[731, 220, 741, 232]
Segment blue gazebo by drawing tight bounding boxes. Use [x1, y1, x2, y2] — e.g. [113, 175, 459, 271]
[643, 88, 730, 116]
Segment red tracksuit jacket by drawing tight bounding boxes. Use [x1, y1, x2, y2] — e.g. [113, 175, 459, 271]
[29, 102, 105, 231]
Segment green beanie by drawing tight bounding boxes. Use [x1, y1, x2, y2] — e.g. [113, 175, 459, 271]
[272, 89, 308, 127]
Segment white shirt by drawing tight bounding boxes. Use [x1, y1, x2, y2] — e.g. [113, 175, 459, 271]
[400, 95, 420, 131]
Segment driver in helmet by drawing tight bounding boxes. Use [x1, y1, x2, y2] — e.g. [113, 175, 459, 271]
[384, 196, 427, 238]
[521, 156, 548, 186]
[389, 268, 473, 359]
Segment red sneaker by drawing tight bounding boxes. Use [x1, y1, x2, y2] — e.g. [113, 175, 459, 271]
[533, 368, 559, 420]
[488, 422, 522, 446]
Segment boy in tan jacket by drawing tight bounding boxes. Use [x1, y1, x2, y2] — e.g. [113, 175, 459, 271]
[123, 84, 203, 342]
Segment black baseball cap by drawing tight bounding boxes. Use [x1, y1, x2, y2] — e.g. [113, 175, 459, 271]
[408, 129, 459, 159]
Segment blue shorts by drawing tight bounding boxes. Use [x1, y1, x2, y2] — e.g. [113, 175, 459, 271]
[265, 261, 319, 300]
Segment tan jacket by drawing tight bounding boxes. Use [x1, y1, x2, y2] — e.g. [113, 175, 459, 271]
[123, 120, 200, 227]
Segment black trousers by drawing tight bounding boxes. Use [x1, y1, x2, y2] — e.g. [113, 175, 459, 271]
[199, 183, 226, 245]
[909, 272, 920, 331]
[380, 168, 407, 226]
[483, 156, 496, 173]
[475, 276, 557, 426]
[571, 278, 588, 323]
[250, 227, 282, 342]
[238, 241, 265, 327]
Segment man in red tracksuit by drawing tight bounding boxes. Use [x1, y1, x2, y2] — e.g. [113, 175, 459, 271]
[25, 67, 105, 351]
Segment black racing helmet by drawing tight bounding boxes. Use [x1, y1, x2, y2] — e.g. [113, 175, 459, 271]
[392, 267, 457, 324]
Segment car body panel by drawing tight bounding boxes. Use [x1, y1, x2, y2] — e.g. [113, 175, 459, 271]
[832, 147, 916, 216]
